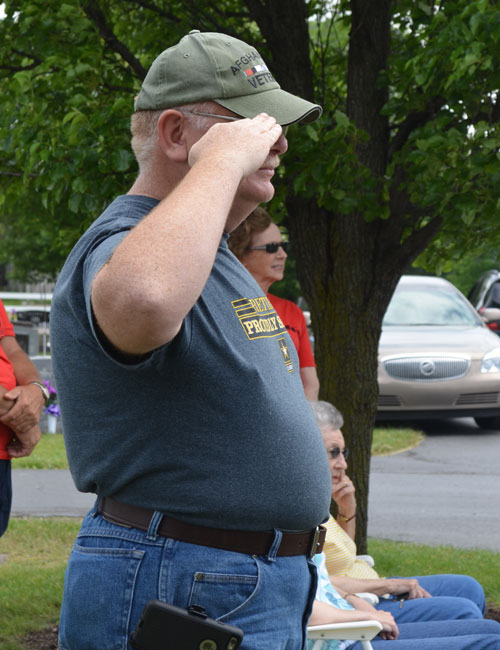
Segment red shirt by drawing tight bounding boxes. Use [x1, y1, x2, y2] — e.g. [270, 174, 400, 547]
[267, 294, 316, 368]
[0, 300, 16, 458]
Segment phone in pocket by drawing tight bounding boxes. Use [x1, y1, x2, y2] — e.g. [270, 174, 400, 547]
[130, 600, 244, 650]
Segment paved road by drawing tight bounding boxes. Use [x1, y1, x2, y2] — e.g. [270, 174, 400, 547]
[11, 417, 500, 551]
[368, 417, 500, 551]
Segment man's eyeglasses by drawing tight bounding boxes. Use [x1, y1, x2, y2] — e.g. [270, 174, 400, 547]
[180, 110, 289, 135]
[248, 242, 289, 254]
[329, 447, 350, 460]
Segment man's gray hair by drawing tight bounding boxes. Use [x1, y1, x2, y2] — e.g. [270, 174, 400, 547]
[309, 400, 344, 430]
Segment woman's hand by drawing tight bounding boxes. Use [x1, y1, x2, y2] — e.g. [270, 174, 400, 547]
[332, 474, 356, 517]
[386, 578, 432, 599]
[372, 610, 399, 640]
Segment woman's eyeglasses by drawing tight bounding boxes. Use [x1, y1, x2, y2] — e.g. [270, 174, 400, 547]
[248, 242, 289, 254]
[329, 447, 350, 460]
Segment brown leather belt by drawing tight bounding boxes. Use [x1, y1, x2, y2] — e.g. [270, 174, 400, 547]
[98, 496, 325, 558]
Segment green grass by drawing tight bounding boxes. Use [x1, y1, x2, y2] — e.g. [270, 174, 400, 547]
[371, 426, 424, 456]
[12, 434, 68, 469]
[0, 518, 81, 649]
[12, 426, 423, 472]
[369, 537, 500, 606]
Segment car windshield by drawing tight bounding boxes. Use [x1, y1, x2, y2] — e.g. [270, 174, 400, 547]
[383, 286, 481, 327]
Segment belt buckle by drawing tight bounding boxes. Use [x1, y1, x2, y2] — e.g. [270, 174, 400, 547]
[308, 525, 325, 558]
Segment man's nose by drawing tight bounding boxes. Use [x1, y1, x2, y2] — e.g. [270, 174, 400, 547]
[272, 132, 288, 156]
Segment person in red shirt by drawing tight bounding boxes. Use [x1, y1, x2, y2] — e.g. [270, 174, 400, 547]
[228, 207, 320, 399]
[0, 299, 45, 535]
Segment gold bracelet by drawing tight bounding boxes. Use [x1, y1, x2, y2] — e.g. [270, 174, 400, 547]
[338, 512, 356, 523]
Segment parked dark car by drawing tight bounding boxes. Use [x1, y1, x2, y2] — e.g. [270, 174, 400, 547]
[468, 269, 500, 336]
[377, 275, 500, 429]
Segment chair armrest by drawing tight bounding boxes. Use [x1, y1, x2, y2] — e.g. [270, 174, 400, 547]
[356, 554, 375, 567]
[308, 620, 383, 641]
[355, 592, 379, 606]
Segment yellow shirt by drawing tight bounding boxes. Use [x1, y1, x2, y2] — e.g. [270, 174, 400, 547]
[323, 514, 379, 579]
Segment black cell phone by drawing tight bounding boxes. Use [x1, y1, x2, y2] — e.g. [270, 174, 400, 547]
[130, 600, 244, 650]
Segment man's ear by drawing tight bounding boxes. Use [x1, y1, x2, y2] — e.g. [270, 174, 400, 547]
[157, 110, 189, 162]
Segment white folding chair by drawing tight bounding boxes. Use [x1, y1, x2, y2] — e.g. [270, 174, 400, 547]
[355, 554, 375, 568]
[308, 620, 383, 650]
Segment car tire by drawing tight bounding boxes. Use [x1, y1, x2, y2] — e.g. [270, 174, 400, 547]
[474, 416, 500, 430]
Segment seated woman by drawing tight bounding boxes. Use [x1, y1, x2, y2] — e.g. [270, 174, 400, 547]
[309, 551, 500, 650]
[228, 206, 319, 399]
[309, 400, 486, 623]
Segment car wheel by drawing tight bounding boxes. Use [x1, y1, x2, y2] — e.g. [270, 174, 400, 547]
[474, 416, 500, 430]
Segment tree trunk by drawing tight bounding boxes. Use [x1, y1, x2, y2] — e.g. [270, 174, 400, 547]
[286, 196, 404, 552]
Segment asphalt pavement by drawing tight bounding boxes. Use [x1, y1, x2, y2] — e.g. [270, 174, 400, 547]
[10, 417, 500, 551]
[368, 417, 500, 551]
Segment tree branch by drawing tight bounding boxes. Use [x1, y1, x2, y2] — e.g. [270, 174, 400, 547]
[82, 0, 147, 80]
[388, 95, 446, 160]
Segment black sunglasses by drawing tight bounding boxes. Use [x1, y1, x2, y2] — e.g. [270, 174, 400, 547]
[329, 447, 350, 460]
[248, 242, 290, 254]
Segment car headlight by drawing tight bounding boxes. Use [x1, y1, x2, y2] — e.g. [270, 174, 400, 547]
[481, 348, 500, 373]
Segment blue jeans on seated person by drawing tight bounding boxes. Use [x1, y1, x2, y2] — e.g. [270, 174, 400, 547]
[367, 618, 500, 650]
[376, 574, 485, 622]
[311, 619, 500, 650]
[58, 500, 318, 650]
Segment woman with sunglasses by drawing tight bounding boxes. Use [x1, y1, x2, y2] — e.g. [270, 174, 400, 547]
[309, 400, 487, 624]
[228, 206, 320, 399]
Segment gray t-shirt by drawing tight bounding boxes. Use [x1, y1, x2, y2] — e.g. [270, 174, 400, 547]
[51, 195, 331, 531]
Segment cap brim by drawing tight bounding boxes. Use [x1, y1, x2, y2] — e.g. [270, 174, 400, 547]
[216, 87, 322, 125]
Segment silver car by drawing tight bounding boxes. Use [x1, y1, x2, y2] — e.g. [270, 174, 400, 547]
[377, 275, 500, 429]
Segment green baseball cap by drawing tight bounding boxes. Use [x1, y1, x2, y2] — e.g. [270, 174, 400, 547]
[135, 30, 322, 125]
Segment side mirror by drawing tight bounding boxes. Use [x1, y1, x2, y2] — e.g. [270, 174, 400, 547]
[480, 307, 500, 322]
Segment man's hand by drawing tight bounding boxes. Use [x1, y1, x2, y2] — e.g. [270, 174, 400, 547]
[386, 578, 432, 599]
[188, 113, 283, 179]
[6, 424, 42, 458]
[0, 383, 45, 435]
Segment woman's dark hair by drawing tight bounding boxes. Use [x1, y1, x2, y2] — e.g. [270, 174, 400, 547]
[227, 206, 273, 260]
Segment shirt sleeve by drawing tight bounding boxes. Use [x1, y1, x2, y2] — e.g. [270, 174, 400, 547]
[296, 309, 316, 368]
[0, 300, 15, 339]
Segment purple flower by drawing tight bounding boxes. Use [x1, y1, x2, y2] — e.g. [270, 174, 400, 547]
[46, 403, 60, 417]
[42, 380, 57, 397]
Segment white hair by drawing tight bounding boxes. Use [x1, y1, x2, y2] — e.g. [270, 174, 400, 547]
[309, 400, 344, 430]
[130, 101, 222, 173]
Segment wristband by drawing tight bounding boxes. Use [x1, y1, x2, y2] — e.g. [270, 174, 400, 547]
[29, 380, 50, 404]
[338, 512, 356, 523]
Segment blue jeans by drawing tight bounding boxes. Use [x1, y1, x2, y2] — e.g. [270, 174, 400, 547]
[59, 501, 318, 650]
[0, 459, 12, 537]
[366, 618, 500, 650]
[310, 619, 500, 650]
[376, 574, 485, 622]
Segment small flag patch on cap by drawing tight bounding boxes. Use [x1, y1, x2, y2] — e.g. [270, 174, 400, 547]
[243, 64, 269, 78]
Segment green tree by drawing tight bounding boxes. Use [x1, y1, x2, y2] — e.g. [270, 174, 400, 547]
[2, 0, 500, 549]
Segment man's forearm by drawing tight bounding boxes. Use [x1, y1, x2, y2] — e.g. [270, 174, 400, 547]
[92, 156, 243, 355]
[2, 348, 41, 386]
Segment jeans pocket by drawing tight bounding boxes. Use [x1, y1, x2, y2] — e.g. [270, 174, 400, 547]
[59, 543, 145, 650]
[188, 566, 260, 622]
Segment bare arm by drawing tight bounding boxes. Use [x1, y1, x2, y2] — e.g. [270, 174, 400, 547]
[0, 336, 43, 457]
[299, 366, 320, 400]
[309, 599, 398, 640]
[331, 575, 432, 599]
[332, 473, 357, 539]
[92, 114, 282, 355]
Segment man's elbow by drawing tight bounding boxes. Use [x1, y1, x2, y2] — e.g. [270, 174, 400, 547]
[92, 281, 182, 354]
